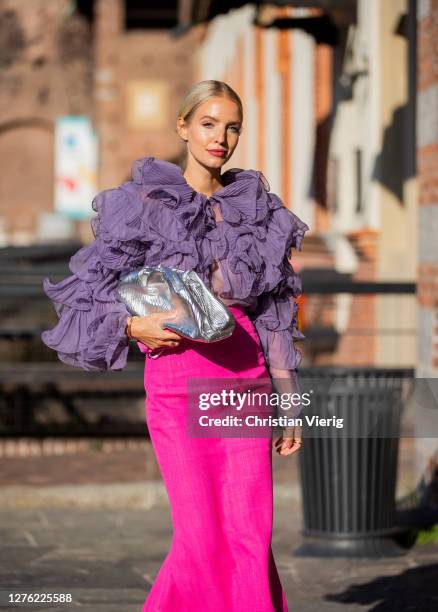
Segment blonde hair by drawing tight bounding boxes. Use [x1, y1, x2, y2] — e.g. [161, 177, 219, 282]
[178, 80, 243, 123]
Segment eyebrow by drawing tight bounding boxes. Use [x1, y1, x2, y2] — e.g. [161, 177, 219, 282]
[200, 115, 241, 125]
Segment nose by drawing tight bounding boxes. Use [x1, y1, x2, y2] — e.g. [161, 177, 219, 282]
[214, 125, 227, 145]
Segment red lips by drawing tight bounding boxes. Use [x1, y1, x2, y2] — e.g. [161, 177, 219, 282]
[208, 149, 227, 157]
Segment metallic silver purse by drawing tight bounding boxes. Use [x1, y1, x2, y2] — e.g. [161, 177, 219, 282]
[114, 266, 236, 356]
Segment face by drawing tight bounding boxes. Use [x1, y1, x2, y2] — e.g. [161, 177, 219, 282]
[177, 96, 242, 170]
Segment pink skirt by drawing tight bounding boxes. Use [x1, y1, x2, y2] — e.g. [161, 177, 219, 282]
[141, 304, 289, 612]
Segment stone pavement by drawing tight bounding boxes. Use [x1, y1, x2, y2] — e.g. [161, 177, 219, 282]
[1, 437, 438, 611]
[1, 502, 438, 612]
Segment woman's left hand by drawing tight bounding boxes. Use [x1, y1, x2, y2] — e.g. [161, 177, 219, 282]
[273, 425, 303, 456]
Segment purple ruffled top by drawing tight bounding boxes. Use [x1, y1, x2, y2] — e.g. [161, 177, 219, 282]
[41, 156, 310, 375]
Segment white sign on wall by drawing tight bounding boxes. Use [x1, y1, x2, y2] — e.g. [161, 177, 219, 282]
[54, 116, 98, 219]
[125, 80, 168, 129]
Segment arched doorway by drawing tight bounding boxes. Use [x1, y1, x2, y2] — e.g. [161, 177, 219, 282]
[0, 118, 54, 244]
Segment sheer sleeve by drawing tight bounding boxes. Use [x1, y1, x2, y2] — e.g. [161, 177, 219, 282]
[41, 186, 146, 372]
[251, 292, 304, 369]
[249, 283, 305, 417]
[248, 203, 308, 420]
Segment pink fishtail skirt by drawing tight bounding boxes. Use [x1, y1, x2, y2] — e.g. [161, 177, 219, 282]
[141, 304, 288, 612]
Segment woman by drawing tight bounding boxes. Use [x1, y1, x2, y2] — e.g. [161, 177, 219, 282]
[41, 80, 309, 611]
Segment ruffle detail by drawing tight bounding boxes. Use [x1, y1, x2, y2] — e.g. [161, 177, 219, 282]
[260, 326, 303, 370]
[91, 171, 216, 277]
[41, 231, 132, 372]
[41, 155, 309, 372]
[248, 286, 306, 371]
[128, 156, 309, 302]
[207, 197, 308, 299]
[41, 305, 130, 372]
[43, 242, 129, 308]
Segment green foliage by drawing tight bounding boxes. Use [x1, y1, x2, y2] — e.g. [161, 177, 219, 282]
[417, 524, 438, 545]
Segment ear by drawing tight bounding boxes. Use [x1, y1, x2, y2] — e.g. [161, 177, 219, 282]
[176, 117, 188, 142]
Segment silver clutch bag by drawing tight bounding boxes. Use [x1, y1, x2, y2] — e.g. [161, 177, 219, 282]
[114, 266, 236, 352]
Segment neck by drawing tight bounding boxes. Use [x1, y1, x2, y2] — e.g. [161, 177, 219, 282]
[183, 155, 224, 197]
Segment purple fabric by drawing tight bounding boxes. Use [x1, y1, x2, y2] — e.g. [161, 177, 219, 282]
[41, 156, 309, 373]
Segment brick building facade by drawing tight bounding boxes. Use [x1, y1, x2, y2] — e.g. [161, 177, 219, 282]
[0, 0, 431, 376]
[195, 1, 417, 369]
[0, 0, 196, 244]
[0, 0, 93, 244]
[416, 0, 438, 503]
[93, 0, 197, 193]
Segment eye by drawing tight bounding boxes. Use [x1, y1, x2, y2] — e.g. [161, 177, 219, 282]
[228, 126, 241, 133]
[202, 122, 213, 128]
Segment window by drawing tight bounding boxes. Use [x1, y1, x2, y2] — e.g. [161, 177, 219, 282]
[125, 0, 178, 30]
[355, 149, 362, 214]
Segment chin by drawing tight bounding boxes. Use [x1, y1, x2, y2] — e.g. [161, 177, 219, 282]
[203, 155, 227, 170]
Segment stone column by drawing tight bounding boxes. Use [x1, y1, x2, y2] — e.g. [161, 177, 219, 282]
[93, 0, 124, 190]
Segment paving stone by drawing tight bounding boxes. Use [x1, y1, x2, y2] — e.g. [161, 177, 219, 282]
[0, 437, 430, 610]
[0, 504, 437, 611]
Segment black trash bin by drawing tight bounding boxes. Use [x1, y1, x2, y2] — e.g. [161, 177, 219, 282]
[294, 371, 412, 558]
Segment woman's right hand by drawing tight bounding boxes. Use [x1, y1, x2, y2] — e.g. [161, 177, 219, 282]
[128, 309, 182, 350]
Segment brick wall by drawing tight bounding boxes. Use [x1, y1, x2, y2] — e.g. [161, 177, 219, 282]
[93, 0, 197, 193]
[0, 0, 92, 243]
[416, 0, 438, 503]
[0, 0, 197, 243]
[417, 0, 438, 367]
